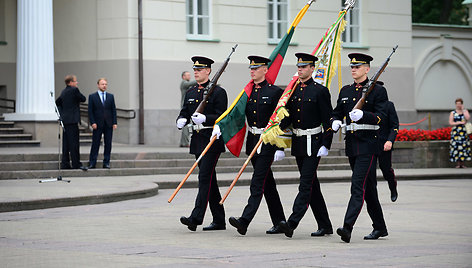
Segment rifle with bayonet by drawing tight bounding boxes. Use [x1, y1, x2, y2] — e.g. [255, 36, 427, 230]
[194, 44, 238, 114]
[168, 44, 237, 204]
[352, 45, 398, 111]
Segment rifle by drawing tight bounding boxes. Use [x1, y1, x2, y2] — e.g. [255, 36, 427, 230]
[168, 45, 237, 203]
[195, 44, 238, 114]
[352, 45, 398, 111]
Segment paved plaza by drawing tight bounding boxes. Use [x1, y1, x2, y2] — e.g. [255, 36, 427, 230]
[1, 179, 471, 267]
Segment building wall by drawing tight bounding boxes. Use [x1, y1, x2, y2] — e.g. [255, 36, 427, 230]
[3, 0, 471, 146]
[412, 24, 472, 112]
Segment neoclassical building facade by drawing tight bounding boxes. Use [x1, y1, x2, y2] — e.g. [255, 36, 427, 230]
[0, 0, 471, 146]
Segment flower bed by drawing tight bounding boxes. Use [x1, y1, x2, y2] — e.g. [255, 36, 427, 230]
[395, 127, 452, 141]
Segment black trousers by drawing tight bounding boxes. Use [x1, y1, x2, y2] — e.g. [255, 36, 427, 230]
[61, 123, 81, 168]
[287, 156, 332, 230]
[189, 152, 225, 225]
[89, 125, 113, 166]
[240, 154, 286, 227]
[378, 149, 396, 187]
[344, 154, 387, 231]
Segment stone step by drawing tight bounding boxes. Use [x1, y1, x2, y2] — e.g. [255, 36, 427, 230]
[0, 155, 349, 171]
[0, 121, 15, 128]
[0, 148, 345, 162]
[0, 140, 41, 147]
[0, 127, 24, 134]
[0, 133, 33, 141]
[0, 163, 352, 180]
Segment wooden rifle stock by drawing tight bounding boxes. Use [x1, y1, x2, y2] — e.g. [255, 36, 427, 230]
[195, 44, 238, 114]
[352, 45, 398, 111]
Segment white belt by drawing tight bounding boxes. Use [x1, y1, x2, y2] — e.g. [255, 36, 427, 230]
[248, 127, 264, 154]
[248, 126, 264, 135]
[292, 126, 322, 156]
[192, 124, 212, 131]
[344, 123, 380, 133]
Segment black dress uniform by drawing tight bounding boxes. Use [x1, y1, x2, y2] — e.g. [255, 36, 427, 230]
[332, 53, 388, 242]
[229, 56, 286, 235]
[177, 56, 228, 230]
[277, 53, 334, 237]
[378, 100, 399, 201]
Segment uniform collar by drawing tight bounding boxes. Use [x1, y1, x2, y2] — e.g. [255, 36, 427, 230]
[354, 78, 369, 88]
[254, 79, 268, 88]
[198, 80, 210, 89]
[300, 77, 314, 87]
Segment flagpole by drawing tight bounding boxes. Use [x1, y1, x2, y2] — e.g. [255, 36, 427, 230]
[168, 136, 217, 203]
[219, 138, 263, 205]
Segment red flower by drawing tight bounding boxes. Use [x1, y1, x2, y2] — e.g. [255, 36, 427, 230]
[395, 127, 452, 141]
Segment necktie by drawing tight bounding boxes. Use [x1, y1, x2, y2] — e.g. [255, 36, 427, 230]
[101, 92, 106, 104]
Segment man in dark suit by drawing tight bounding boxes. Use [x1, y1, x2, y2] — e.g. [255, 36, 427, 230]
[88, 78, 117, 169]
[331, 53, 389, 243]
[378, 100, 399, 202]
[277, 53, 334, 238]
[55, 74, 87, 171]
[176, 56, 228, 232]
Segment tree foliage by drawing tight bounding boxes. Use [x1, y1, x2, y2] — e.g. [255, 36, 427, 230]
[412, 0, 469, 25]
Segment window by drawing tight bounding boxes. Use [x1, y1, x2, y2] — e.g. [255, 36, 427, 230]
[268, 0, 288, 43]
[342, 0, 361, 45]
[186, 0, 211, 39]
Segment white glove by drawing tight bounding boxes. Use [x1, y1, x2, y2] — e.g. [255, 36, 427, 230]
[349, 109, 364, 122]
[332, 120, 342, 132]
[317, 145, 329, 157]
[273, 150, 285, 162]
[176, 118, 187, 129]
[211, 125, 221, 139]
[191, 112, 206, 125]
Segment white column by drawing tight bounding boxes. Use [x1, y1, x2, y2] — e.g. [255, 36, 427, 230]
[463, 0, 472, 26]
[5, 0, 56, 121]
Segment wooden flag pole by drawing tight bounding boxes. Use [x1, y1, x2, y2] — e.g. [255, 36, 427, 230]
[219, 138, 263, 205]
[168, 136, 217, 203]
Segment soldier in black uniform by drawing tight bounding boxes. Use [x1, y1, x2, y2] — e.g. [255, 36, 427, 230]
[379, 100, 399, 202]
[214, 55, 286, 235]
[331, 53, 389, 243]
[277, 53, 334, 238]
[176, 56, 228, 232]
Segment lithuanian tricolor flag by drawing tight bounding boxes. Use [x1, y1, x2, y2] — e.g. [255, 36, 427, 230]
[214, 1, 316, 157]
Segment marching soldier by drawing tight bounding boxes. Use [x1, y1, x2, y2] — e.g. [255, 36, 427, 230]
[331, 53, 389, 243]
[176, 56, 228, 232]
[379, 100, 399, 202]
[213, 55, 286, 235]
[277, 53, 334, 238]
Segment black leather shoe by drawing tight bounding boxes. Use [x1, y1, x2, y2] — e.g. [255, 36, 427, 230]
[88, 165, 96, 169]
[103, 163, 110, 169]
[202, 222, 226, 231]
[336, 227, 351, 243]
[311, 228, 333, 237]
[79, 166, 88, 171]
[364, 229, 388, 240]
[180, 216, 197, 231]
[229, 217, 247, 235]
[277, 221, 293, 238]
[61, 165, 72, 170]
[390, 184, 398, 202]
[391, 188, 398, 202]
[266, 225, 283, 234]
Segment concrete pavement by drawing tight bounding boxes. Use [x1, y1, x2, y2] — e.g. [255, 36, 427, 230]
[0, 179, 471, 267]
[1, 168, 472, 212]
